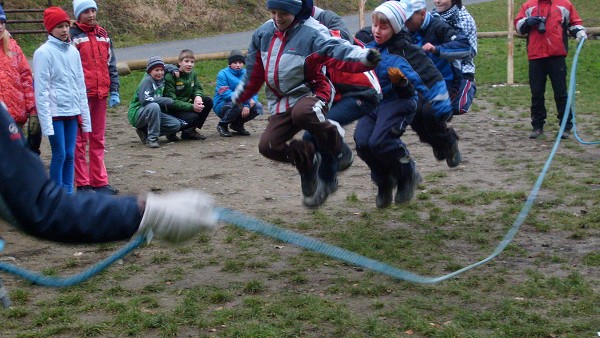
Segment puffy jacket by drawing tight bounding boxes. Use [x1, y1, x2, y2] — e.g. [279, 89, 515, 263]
[164, 70, 206, 112]
[213, 67, 258, 115]
[70, 23, 119, 98]
[32, 35, 91, 136]
[514, 0, 585, 60]
[367, 31, 452, 117]
[0, 104, 139, 243]
[0, 38, 36, 125]
[409, 12, 474, 94]
[128, 74, 173, 126]
[232, 16, 375, 115]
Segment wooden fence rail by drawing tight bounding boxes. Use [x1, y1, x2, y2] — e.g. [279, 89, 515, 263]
[3, 0, 53, 35]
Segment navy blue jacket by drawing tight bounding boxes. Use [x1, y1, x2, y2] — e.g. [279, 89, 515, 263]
[0, 104, 140, 243]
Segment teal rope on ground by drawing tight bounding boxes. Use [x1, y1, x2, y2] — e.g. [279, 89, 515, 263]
[0, 235, 145, 287]
[0, 40, 595, 288]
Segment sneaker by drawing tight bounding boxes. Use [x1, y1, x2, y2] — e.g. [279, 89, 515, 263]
[77, 185, 95, 193]
[302, 178, 338, 209]
[230, 123, 251, 136]
[93, 184, 119, 195]
[395, 169, 421, 204]
[135, 128, 148, 144]
[166, 133, 180, 142]
[181, 129, 206, 140]
[300, 153, 321, 197]
[529, 129, 543, 139]
[217, 124, 232, 137]
[376, 175, 396, 209]
[445, 140, 462, 168]
[337, 142, 354, 172]
[560, 129, 570, 139]
[148, 140, 160, 148]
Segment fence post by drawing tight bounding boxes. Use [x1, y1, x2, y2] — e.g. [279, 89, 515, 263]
[507, 0, 514, 85]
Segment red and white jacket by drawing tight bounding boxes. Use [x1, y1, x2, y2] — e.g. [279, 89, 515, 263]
[514, 0, 585, 61]
[0, 38, 36, 125]
[70, 23, 119, 99]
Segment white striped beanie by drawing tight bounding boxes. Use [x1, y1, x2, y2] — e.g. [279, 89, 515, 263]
[374, 1, 410, 34]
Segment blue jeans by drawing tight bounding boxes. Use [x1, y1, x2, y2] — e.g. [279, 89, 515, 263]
[302, 96, 376, 183]
[48, 118, 78, 194]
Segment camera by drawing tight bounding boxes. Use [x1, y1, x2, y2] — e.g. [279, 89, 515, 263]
[537, 17, 547, 34]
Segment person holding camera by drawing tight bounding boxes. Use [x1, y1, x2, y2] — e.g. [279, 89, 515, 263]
[515, 0, 587, 140]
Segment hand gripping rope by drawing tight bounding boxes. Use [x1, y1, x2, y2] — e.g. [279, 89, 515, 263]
[0, 39, 596, 306]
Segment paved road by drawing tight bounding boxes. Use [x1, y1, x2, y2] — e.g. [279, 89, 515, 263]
[114, 0, 492, 63]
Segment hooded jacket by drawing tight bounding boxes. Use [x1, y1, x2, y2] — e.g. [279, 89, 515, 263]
[0, 38, 36, 125]
[514, 0, 585, 60]
[213, 66, 258, 115]
[33, 35, 91, 136]
[232, 15, 375, 115]
[70, 23, 119, 98]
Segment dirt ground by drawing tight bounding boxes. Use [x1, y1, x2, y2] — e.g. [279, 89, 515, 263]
[1, 96, 598, 318]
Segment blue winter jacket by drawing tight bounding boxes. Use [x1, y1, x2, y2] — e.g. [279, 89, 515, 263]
[213, 67, 258, 115]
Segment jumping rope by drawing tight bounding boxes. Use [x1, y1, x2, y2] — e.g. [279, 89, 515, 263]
[0, 39, 596, 298]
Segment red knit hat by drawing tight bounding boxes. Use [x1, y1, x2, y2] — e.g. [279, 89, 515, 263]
[43, 7, 70, 33]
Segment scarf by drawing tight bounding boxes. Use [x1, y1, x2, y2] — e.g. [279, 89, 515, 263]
[436, 5, 460, 29]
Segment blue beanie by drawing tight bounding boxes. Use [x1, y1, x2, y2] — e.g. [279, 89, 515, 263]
[266, 0, 302, 16]
[0, 4, 6, 22]
[73, 0, 97, 20]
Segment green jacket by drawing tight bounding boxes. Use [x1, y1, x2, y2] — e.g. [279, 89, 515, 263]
[127, 75, 172, 126]
[164, 70, 205, 112]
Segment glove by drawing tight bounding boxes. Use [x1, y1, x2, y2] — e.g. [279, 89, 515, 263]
[388, 67, 414, 99]
[108, 92, 120, 108]
[388, 67, 409, 87]
[366, 48, 381, 66]
[138, 190, 218, 243]
[576, 30, 587, 42]
[28, 115, 40, 135]
[524, 16, 543, 27]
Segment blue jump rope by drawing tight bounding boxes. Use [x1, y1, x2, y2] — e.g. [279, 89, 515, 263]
[0, 38, 597, 308]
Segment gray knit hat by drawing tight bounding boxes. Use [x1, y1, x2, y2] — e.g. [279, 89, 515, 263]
[146, 56, 165, 73]
[266, 0, 302, 15]
[228, 50, 245, 65]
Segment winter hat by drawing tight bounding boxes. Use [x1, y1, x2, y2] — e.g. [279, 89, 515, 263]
[266, 0, 302, 16]
[0, 4, 6, 23]
[228, 50, 245, 65]
[73, 0, 97, 20]
[400, 0, 427, 14]
[373, 1, 410, 34]
[146, 56, 165, 73]
[43, 7, 71, 34]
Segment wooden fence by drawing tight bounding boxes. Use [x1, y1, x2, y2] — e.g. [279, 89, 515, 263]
[3, 0, 53, 35]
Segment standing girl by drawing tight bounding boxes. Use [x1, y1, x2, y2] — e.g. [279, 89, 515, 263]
[33, 7, 91, 194]
[0, 4, 40, 154]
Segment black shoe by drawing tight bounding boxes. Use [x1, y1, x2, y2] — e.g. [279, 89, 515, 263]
[432, 147, 445, 161]
[560, 129, 570, 139]
[337, 142, 354, 172]
[135, 128, 148, 144]
[166, 133, 180, 142]
[303, 178, 338, 209]
[77, 185, 95, 193]
[181, 129, 206, 140]
[93, 184, 119, 195]
[529, 128, 543, 139]
[445, 140, 462, 168]
[395, 168, 421, 205]
[230, 123, 251, 136]
[217, 124, 232, 137]
[376, 175, 396, 209]
[300, 153, 321, 197]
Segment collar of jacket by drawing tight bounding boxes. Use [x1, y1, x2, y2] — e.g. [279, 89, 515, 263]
[47, 35, 71, 50]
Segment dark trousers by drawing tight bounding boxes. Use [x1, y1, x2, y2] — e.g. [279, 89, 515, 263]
[258, 96, 342, 174]
[169, 96, 213, 130]
[529, 56, 570, 131]
[354, 97, 415, 186]
[218, 101, 262, 126]
[410, 101, 458, 152]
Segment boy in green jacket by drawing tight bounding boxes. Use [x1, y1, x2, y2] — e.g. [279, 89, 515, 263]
[163, 49, 214, 140]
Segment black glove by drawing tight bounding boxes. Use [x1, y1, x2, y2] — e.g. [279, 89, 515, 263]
[366, 49, 381, 66]
[525, 16, 543, 27]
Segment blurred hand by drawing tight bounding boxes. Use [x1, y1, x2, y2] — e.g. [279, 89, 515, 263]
[138, 190, 218, 243]
[241, 106, 250, 118]
[576, 30, 587, 42]
[108, 92, 120, 108]
[388, 67, 409, 87]
[422, 43, 436, 53]
[525, 16, 543, 27]
[366, 49, 381, 66]
[28, 115, 40, 135]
